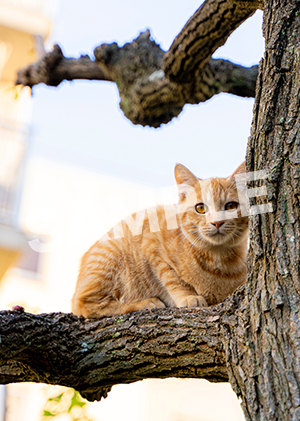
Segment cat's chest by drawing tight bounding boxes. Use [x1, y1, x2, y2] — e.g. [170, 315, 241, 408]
[175, 253, 244, 301]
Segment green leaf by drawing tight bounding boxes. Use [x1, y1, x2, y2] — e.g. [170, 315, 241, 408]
[43, 410, 55, 417]
[68, 390, 86, 413]
[48, 393, 64, 403]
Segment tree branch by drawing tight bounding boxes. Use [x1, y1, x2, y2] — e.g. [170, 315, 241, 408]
[16, 0, 261, 127]
[164, 0, 263, 83]
[16, 44, 112, 88]
[0, 288, 243, 402]
[16, 35, 258, 127]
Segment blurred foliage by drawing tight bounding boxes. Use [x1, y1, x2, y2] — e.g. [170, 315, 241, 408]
[42, 388, 94, 421]
[4, 85, 21, 100]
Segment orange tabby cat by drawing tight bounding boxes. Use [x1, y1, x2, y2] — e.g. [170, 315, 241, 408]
[72, 163, 248, 318]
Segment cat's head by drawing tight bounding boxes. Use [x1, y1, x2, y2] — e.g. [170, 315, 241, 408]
[174, 163, 249, 248]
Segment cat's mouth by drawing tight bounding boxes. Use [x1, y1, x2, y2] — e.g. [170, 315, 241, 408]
[208, 230, 225, 237]
[204, 230, 229, 245]
[209, 233, 226, 242]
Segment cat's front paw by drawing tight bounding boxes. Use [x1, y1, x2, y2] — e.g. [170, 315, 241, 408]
[141, 297, 166, 310]
[177, 295, 208, 308]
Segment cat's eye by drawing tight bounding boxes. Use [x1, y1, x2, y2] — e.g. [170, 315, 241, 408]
[195, 203, 207, 214]
[225, 201, 238, 211]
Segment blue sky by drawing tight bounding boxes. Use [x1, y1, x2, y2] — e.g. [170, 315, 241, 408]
[29, 1, 264, 187]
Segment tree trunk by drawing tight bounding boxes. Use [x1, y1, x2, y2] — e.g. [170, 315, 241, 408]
[225, 1, 300, 419]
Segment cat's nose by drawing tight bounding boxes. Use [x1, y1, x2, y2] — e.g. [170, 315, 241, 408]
[211, 221, 225, 229]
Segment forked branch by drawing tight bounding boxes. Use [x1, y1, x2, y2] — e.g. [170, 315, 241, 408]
[16, 0, 262, 127]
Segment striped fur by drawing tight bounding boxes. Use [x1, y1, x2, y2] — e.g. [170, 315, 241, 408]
[72, 163, 248, 318]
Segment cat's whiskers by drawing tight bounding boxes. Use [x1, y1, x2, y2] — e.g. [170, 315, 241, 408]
[168, 228, 188, 249]
[180, 225, 204, 252]
[228, 227, 245, 241]
[186, 235, 202, 254]
[72, 161, 248, 318]
[184, 228, 206, 253]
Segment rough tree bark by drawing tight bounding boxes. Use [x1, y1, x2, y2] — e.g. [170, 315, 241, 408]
[228, 1, 300, 419]
[0, 301, 235, 401]
[16, 0, 261, 127]
[3, 0, 300, 420]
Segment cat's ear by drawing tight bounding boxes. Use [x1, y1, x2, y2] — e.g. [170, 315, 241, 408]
[231, 161, 246, 178]
[174, 164, 199, 186]
[175, 164, 199, 202]
[228, 162, 247, 197]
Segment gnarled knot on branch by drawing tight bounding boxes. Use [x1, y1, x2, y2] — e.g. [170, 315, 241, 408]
[16, 0, 261, 127]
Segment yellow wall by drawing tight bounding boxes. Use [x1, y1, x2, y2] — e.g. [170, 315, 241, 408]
[0, 247, 19, 279]
[0, 25, 36, 84]
[0, 0, 53, 85]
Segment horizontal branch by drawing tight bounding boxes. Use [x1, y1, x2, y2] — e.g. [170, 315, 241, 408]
[16, 45, 112, 88]
[204, 59, 258, 98]
[16, 33, 258, 127]
[0, 292, 242, 401]
[15, 0, 262, 127]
